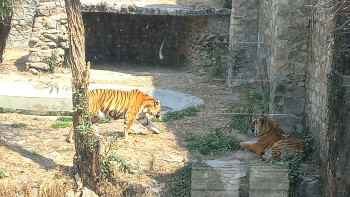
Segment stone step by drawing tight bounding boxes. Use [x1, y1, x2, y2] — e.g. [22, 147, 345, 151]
[191, 157, 289, 197]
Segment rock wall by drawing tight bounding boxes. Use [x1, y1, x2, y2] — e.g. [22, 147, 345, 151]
[253, 0, 310, 134]
[180, 15, 230, 73]
[228, 0, 259, 86]
[305, 2, 334, 161]
[26, 0, 69, 71]
[6, 0, 38, 49]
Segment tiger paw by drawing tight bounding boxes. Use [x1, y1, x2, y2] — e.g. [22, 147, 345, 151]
[150, 127, 160, 134]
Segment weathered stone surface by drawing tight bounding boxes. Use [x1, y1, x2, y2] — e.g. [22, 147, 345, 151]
[27, 63, 50, 70]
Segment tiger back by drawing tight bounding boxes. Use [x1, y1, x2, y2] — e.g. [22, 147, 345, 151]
[240, 114, 303, 159]
[67, 89, 161, 142]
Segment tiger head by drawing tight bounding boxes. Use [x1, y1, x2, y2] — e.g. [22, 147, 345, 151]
[143, 99, 162, 119]
[248, 114, 277, 136]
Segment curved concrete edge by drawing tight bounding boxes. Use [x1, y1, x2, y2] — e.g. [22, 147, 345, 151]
[0, 81, 204, 115]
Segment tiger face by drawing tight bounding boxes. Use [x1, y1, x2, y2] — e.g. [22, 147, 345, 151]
[248, 115, 275, 136]
[142, 99, 162, 119]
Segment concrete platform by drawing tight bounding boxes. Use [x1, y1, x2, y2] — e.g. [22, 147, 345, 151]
[0, 81, 203, 115]
[191, 158, 289, 197]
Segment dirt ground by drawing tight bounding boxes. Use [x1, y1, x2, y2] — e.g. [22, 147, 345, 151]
[0, 49, 250, 196]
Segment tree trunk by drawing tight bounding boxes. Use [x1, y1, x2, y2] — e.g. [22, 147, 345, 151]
[64, 0, 100, 194]
[0, 0, 13, 63]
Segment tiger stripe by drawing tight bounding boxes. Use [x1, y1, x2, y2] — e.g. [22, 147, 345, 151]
[240, 114, 303, 159]
[67, 89, 161, 142]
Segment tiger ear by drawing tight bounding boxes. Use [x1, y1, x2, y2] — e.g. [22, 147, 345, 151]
[155, 100, 161, 107]
[259, 116, 265, 124]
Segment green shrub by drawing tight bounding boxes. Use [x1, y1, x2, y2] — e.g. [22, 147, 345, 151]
[162, 163, 192, 197]
[188, 130, 241, 155]
[152, 106, 200, 122]
[278, 148, 304, 185]
[45, 53, 58, 71]
[0, 170, 4, 179]
[10, 123, 26, 128]
[51, 116, 72, 129]
[228, 90, 264, 132]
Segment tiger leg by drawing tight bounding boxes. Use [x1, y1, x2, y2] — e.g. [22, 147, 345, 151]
[67, 127, 74, 143]
[124, 114, 136, 137]
[240, 141, 266, 155]
[136, 116, 160, 134]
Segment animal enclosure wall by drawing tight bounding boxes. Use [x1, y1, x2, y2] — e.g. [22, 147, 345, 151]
[83, 13, 183, 66]
[83, 13, 230, 69]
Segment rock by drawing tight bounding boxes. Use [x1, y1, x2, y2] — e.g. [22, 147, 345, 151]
[28, 63, 50, 70]
[81, 186, 98, 197]
[150, 188, 159, 196]
[29, 68, 39, 75]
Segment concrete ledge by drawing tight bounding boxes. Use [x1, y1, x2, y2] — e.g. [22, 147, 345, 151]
[0, 81, 204, 115]
[81, 2, 231, 16]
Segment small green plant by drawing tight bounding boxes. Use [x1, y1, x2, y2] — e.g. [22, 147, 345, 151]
[0, 170, 4, 179]
[301, 133, 318, 162]
[45, 52, 58, 71]
[223, 0, 232, 8]
[99, 119, 110, 124]
[63, 55, 71, 68]
[0, 1, 13, 17]
[205, 41, 229, 78]
[161, 163, 192, 197]
[51, 116, 73, 129]
[152, 106, 200, 122]
[277, 148, 304, 185]
[56, 148, 73, 154]
[188, 129, 241, 155]
[228, 89, 264, 132]
[10, 123, 26, 128]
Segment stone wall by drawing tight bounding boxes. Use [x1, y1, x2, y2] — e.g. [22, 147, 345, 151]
[305, 2, 334, 161]
[254, 0, 310, 135]
[26, 0, 69, 71]
[180, 15, 230, 73]
[228, 0, 259, 86]
[6, 0, 38, 49]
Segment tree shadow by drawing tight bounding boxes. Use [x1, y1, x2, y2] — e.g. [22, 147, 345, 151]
[0, 122, 72, 176]
[14, 54, 28, 71]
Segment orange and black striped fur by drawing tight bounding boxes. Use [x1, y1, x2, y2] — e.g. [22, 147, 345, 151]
[68, 89, 161, 142]
[240, 114, 303, 159]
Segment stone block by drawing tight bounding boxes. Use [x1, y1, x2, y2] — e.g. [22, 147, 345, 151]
[28, 63, 50, 70]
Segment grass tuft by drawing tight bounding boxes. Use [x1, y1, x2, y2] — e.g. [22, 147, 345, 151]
[228, 89, 264, 132]
[188, 130, 241, 155]
[0, 170, 4, 179]
[152, 106, 200, 122]
[10, 123, 26, 128]
[51, 116, 73, 129]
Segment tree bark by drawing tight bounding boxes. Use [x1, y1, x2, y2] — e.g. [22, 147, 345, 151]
[0, 0, 13, 63]
[64, 0, 100, 194]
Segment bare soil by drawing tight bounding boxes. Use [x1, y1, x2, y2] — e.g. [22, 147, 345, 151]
[0, 49, 251, 196]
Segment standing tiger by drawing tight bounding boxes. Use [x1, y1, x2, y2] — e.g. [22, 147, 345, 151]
[67, 89, 162, 142]
[240, 114, 303, 159]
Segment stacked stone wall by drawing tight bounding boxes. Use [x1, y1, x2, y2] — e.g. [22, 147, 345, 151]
[305, 3, 334, 160]
[180, 16, 230, 72]
[6, 0, 38, 49]
[26, 0, 69, 71]
[253, 0, 310, 134]
[228, 0, 259, 86]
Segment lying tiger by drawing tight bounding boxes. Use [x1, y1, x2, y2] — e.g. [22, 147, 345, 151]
[67, 89, 162, 142]
[240, 114, 303, 159]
